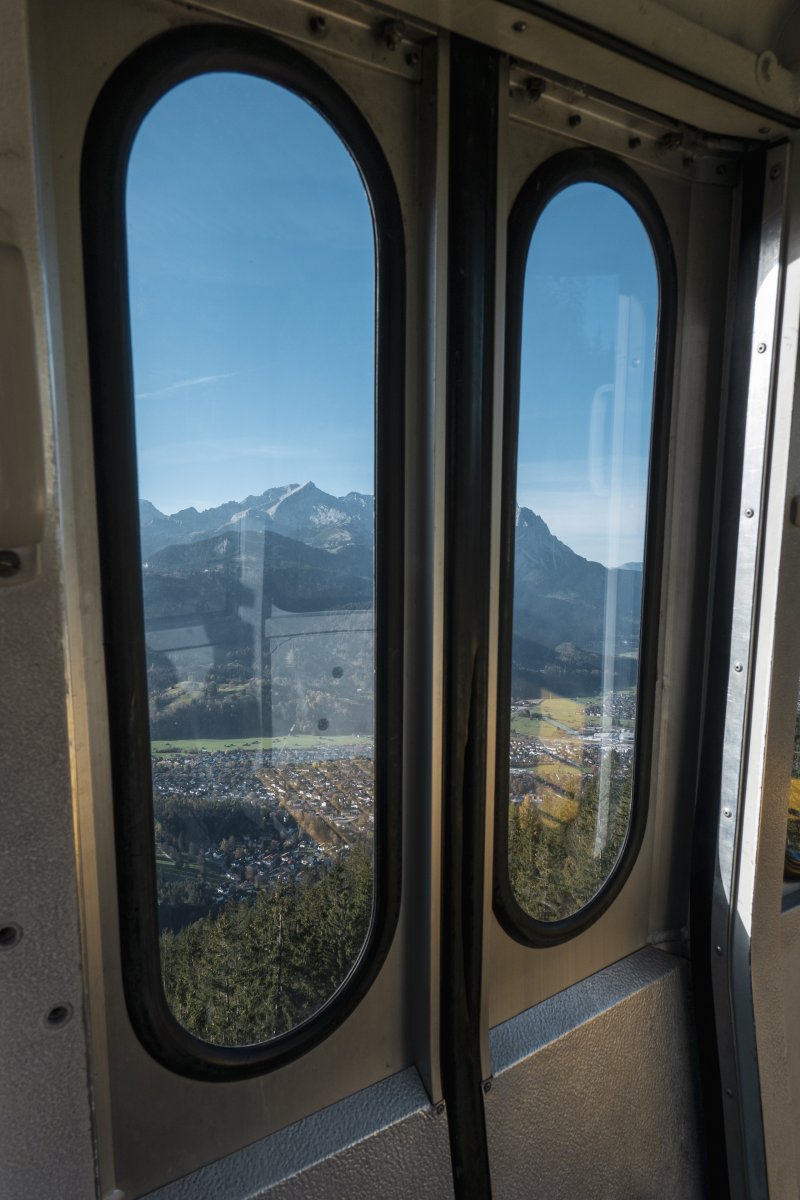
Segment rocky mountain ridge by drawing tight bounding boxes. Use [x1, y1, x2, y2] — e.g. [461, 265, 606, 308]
[140, 485, 642, 696]
[139, 483, 373, 564]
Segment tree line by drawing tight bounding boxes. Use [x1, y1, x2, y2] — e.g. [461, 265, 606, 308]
[160, 845, 372, 1045]
[508, 752, 632, 920]
[159, 757, 633, 1045]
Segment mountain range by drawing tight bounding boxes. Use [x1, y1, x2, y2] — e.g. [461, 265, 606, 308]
[140, 483, 642, 697]
[140, 482, 373, 570]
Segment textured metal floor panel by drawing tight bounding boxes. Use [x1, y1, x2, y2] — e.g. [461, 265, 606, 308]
[486, 947, 707, 1199]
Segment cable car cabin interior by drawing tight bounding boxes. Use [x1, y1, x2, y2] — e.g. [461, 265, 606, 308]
[7, 0, 800, 1197]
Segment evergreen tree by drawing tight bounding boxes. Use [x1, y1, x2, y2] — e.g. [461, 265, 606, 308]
[159, 847, 374, 1046]
[507, 757, 635, 922]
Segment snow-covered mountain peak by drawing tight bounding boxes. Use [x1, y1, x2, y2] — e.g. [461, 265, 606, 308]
[138, 483, 374, 560]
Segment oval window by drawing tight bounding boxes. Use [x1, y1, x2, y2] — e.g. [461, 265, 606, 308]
[503, 177, 660, 927]
[126, 71, 378, 1046]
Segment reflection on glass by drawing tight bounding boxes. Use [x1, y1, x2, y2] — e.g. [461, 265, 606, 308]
[786, 682, 800, 875]
[127, 73, 376, 1044]
[507, 182, 658, 922]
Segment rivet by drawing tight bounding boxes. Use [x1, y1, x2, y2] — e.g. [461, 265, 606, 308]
[734, 662, 743, 672]
[757, 342, 767, 353]
[770, 163, 783, 181]
[725, 1086, 734, 1097]
[309, 14, 328, 36]
[759, 127, 772, 136]
[512, 20, 528, 32]
[436, 1102, 445, 1115]
[0, 550, 21, 578]
[745, 507, 755, 518]
[44, 1003, 73, 1030]
[715, 945, 723, 955]
[0, 923, 22, 950]
[483, 1079, 492, 1093]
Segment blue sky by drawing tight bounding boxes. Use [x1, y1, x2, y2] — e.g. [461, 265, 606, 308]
[127, 72, 375, 514]
[127, 75, 658, 565]
[517, 183, 658, 565]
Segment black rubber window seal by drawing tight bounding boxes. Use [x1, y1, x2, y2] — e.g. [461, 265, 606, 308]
[493, 147, 677, 947]
[81, 22, 405, 1080]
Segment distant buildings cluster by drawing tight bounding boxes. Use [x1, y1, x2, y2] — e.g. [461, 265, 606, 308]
[153, 744, 374, 924]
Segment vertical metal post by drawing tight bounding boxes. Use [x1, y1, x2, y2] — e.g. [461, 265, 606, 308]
[439, 32, 499, 1200]
[702, 142, 791, 1199]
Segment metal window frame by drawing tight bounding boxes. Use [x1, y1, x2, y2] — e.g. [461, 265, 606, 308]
[438, 34, 500, 1198]
[503, 0, 800, 133]
[492, 146, 677, 947]
[691, 139, 800, 1200]
[80, 21, 405, 1081]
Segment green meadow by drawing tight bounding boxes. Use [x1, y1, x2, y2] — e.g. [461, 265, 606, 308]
[151, 735, 373, 756]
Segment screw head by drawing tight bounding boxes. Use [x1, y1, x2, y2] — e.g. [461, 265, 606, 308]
[483, 1079, 492, 1093]
[628, 136, 641, 149]
[381, 18, 405, 50]
[436, 1102, 445, 1115]
[745, 507, 754, 518]
[309, 14, 328, 35]
[512, 20, 528, 32]
[715, 945, 723, 955]
[757, 342, 767, 353]
[723, 807, 732, 818]
[568, 114, 582, 128]
[0, 549, 21, 578]
[734, 662, 743, 672]
[770, 163, 783, 181]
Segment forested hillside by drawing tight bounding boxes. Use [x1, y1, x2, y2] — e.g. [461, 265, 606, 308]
[159, 761, 632, 1045]
[508, 755, 632, 921]
[160, 845, 372, 1045]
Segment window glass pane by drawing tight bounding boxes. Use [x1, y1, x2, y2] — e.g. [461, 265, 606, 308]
[507, 182, 658, 922]
[786, 682, 800, 874]
[127, 72, 376, 1044]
